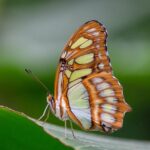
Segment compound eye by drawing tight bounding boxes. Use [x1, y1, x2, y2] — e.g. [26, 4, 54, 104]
[47, 94, 53, 102]
[46, 95, 55, 114]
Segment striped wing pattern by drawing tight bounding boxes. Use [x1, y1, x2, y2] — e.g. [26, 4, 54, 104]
[54, 20, 131, 132]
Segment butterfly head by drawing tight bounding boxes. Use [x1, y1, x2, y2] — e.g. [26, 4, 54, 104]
[47, 93, 55, 114]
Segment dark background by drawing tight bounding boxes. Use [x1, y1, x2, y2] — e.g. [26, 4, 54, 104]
[0, 0, 150, 141]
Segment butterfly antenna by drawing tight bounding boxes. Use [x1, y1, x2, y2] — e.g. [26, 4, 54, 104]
[25, 68, 50, 93]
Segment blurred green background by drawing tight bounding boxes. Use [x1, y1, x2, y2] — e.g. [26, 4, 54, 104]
[0, 0, 150, 141]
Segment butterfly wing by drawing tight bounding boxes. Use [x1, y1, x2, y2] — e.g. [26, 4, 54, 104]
[67, 72, 131, 132]
[63, 20, 112, 73]
[54, 20, 131, 132]
[54, 20, 111, 101]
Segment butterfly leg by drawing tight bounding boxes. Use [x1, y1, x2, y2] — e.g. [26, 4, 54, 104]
[43, 108, 50, 122]
[69, 120, 76, 139]
[38, 103, 49, 121]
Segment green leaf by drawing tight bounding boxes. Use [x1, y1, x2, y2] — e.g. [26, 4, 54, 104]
[37, 122, 150, 150]
[1, 106, 150, 150]
[0, 106, 72, 150]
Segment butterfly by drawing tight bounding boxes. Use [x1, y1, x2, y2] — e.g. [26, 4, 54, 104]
[46, 20, 131, 133]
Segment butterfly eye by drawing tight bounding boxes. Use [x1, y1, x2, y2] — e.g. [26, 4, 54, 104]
[47, 94, 53, 102]
[47, 94, 55, 113]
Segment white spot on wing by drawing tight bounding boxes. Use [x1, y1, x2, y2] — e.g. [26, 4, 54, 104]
[101, 113, 115, 123]
[96, 45, 100, 49]
[92, 77, 103, 84]
[100, 89, 115, 97]
[87, 28, 96, 32]
[106, 51, 109, 56]
[101, 104, 117, 114]
[98, 52, 102, 59]
[92, 32, 99, 36]
[106, 97, 118, 103]
[96, 82, 110, 91]
[98, 63, 104, 69]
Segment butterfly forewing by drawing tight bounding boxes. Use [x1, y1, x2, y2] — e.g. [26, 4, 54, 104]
[54, 20, 131, 132]
[62, 20, 112, 73]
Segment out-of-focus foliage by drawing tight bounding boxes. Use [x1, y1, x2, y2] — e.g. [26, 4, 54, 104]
[0, 0, 150, 145]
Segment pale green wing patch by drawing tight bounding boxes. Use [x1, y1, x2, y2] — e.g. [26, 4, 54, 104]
[67, 81, 91, 129]
[68, 82, 89, 109]
[75, 53, 94, 64]
[70, 69, 92, 82]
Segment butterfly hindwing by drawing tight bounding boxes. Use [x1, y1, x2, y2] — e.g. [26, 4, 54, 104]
[82, 72, 131, 132]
